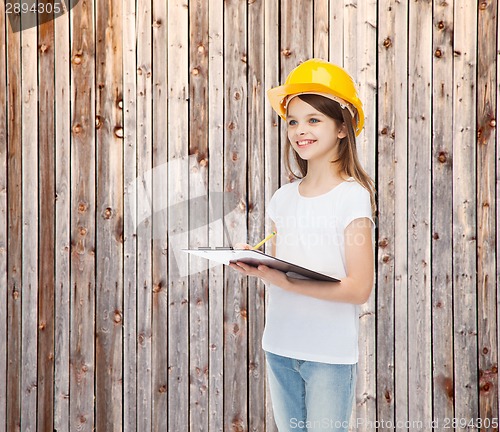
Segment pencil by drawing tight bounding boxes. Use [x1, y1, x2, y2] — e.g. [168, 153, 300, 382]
[252, 231, 277, 250]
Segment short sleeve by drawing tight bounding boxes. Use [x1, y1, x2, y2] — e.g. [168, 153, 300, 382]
[267, 189, 278, 222]
[341, 184, 375, 232]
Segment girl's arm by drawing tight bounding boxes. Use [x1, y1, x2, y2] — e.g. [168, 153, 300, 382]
[230, 218, 374, 305]
[285, 218, 374, 304]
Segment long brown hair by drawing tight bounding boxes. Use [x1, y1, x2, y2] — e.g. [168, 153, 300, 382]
[284, 93, 377, 219]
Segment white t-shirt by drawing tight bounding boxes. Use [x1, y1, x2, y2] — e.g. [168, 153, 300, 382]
[262, 177, 374, 364]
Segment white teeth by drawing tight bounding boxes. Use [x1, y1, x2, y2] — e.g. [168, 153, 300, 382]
[297, 140, 315, 146]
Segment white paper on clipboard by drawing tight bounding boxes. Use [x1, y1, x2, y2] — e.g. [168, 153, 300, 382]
[183, 248, 340, 282]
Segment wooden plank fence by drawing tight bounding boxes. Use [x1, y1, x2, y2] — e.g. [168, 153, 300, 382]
[0, 0, 499, 431]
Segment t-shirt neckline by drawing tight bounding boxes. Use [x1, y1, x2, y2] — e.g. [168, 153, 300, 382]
[296, 177, 353, 199]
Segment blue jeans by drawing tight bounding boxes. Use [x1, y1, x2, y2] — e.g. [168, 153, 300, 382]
[265, 351, 357, 431]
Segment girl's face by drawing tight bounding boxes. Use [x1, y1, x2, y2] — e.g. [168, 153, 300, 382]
[286, 96, 346, 162]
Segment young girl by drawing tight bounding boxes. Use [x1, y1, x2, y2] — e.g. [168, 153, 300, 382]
[230, 58, 376, 431]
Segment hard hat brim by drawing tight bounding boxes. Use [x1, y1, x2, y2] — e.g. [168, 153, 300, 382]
[267, 82, 365, 136]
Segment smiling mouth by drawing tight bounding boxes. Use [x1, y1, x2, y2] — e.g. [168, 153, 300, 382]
[296, 139, 316, 147]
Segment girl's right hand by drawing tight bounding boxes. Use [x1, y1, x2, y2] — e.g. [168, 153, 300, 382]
[234, 242, 252, 250]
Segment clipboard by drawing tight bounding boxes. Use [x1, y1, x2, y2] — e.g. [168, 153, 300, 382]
[183, 248, 340, 282]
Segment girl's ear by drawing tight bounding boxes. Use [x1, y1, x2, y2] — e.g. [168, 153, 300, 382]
[338, 122, 348, 139]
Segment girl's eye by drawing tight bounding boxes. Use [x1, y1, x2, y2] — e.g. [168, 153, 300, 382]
[309, 118, 319, 123]
[288, 120, 297, 126]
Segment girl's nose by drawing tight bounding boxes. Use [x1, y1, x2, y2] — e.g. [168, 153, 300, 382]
[296, 123, 307, 135]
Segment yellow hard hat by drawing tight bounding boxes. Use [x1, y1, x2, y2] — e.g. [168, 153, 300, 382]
[267, 58, 365, 136]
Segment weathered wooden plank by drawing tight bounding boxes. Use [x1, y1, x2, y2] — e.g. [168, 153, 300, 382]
[345, 1, 378, 430]
[0, 0, 5, 357]
[167, 0, 189, 430]
[452, 1, 479, 428]
[151, 0, 168, 430]
[54, 7, 71, 432]
[248, 0, 266, 430]
[20, 15, 38, 432]
[6, 10, 22, 432]
[0, 2, 7, 431]
[497, 9, 500, 430]
[188, 1, 210, 431]
[343, 0, 357, 73]
[95, 0, 124, 429]
[352, 0, 377, 179]
[391, 1, 409, 430]
[223, 0, 248, 429]
[314, 0, 329, 59]
[70, 0, 96, 429]
[37, 11, 55, 432]
[263, 0, 279, 429]
[431, 0, 455, 429]
[187, 174, 210, 430]
[408, 0, 432, 427]
[329, 0, 343, 64]
[375, 0, 398, 429]
[122, 0, 138, 429]
[207, 0, 224, 429]
[136, 0, 153, 428]
[476, 0, 498, 425]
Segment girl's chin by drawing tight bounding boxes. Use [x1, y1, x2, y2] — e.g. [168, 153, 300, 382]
[293, 151, 312, 161]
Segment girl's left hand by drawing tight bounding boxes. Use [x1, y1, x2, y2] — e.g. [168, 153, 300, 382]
[229, 261, 289, 287]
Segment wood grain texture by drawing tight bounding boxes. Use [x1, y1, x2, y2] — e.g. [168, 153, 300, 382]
[263, 0, 279, 429]
[431, 1, 455, 429]
[70, 0, 97, 428]
[136, 0, 153, 428]
[453, 0, 479, 428]
[122, 0, 138, 429]
[390, 1, 410, 430]
[408, 0, 433, 428]
[248, 0, 266, 430]
[188, 1, 210, 431]
[37, 11, 55, 432]
[347, 1, 378, 430]
[0, 3, 7, 432]
[167, 0, 189, 430]
[151, 0, 169, 430]
[208, 1, 224, 430]
[329, 0, 343, 65]
[314, 0, 329, 59]
[6, 10, 22, 432]
[53, 7, 71, 432]
[0, 2, 498, 430]
[20, 19, 38, 432]
[95, 0, 124, 429]
[223, 0, 248, 429]
[497, 6, 500, 431]
[476, 0, 498, 426]
[375, 0, 398, 429]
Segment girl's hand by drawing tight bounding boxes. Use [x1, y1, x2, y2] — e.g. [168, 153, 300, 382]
[229, 261, 289, 287]
[234, 242, 252, 250]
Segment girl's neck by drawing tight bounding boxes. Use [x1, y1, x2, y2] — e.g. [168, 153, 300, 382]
[302, 160, 347, 186]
